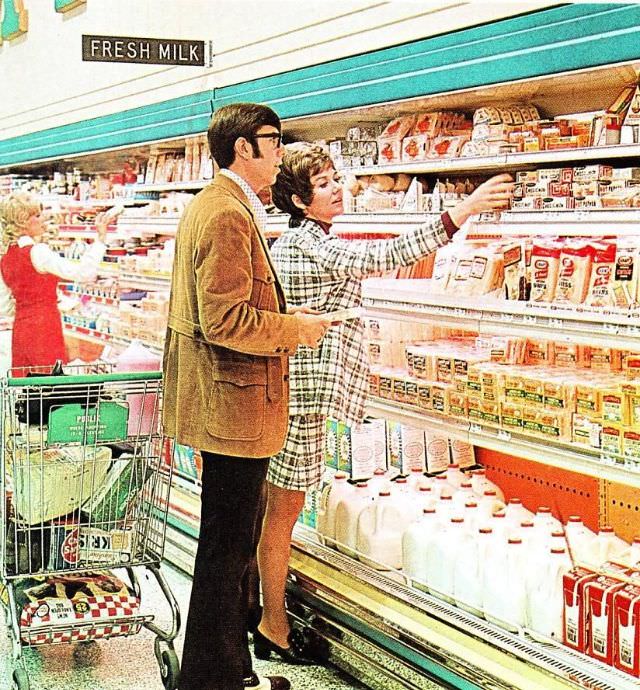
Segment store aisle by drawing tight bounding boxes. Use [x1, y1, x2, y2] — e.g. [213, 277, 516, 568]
[0, 562, 366, 690]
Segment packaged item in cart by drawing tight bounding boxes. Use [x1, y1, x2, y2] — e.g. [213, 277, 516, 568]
[47, 523, 134, 570]
[12, 445, 112, 525]
[530, 241, 561, 302]
[586, 241, 617, 307]
[17, 570, 140, 645]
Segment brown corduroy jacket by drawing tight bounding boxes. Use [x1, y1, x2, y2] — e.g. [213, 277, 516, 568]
[162, 174, 300, 457]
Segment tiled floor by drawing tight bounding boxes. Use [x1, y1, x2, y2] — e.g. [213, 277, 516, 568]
[0, 563, 366, 690]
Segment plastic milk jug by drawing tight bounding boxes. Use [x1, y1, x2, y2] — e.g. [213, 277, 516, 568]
[503, 498, 534, 532]
[587, 526, 628, 568]
[426, 517, 470, 603]
[477, 490, 506, 526]
[454, 526, 494, 617]
[564, 515, 597, 564]
[316, 472, 354, 545]
[533, 506, 562, 533]
[445, 463, 466, 489]
[402, 507, 439, 587]
[483, 537, 527, 631]
[527, 546, 572, 641]
[356, 490, 410, 570]
[335, 482, 372, 558]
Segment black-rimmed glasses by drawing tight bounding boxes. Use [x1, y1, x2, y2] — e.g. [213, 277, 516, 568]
[252, 132, 282, 147]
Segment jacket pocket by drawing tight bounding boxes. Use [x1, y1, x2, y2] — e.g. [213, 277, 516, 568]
[251, 272, 276, 311]
[206, 374, 266, 441]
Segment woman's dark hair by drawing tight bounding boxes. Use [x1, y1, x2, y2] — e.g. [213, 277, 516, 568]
[271, 143, 333, 225]
[207, 102, 281, 168]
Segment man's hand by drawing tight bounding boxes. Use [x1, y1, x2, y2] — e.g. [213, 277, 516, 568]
[294, 312, 332, 349]
[288, 305, 320, 315]
[448, 174, 514, 228]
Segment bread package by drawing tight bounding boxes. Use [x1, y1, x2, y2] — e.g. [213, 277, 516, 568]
[586, 241, 617, 307]
[530, 241, 561, 302]
[555, 240, 593, 304]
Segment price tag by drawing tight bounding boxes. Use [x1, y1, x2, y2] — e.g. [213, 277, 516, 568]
[469, 423, 482, 434]
[602, 322, 618, 334]
[549, 318, 563, 328]
[501, 312, 515, 323]
[497, 429, 512, 442]
[524, 314, 537, 325]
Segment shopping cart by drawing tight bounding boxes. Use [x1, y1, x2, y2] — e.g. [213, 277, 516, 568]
[0, 364, 180, 690]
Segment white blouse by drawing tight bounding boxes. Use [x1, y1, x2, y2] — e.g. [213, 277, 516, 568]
[0, 236, 106, 326]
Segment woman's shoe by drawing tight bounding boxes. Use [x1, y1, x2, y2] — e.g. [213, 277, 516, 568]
[253, 627, 317, 665]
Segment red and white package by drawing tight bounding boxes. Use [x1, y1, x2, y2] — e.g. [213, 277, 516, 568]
[586, 241, 617, 307]
[556, 240, 593, 304]
[530, 241, 562, 302]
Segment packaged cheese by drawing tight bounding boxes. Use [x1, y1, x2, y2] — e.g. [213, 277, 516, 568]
[586, 242, 617, 307]
[612, 240, 640, 308]
[556, 241, 593, 304]
[500, 241, 527, 300]
[530, 241, 561, 302]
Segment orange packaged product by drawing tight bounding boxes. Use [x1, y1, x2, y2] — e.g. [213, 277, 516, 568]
[413, 112, 443, 137]
[401, 135, 429, 162]
[525, 338, 553, 366]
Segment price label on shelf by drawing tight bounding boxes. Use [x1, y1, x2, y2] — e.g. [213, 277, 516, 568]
[497, 429, 512, 442]
[469, 422, 482, 434]
[500, 312, 515, 323]
[523, 314, 537, 325]
[549, 318, 563, 329]
[601, 322, 618, 334]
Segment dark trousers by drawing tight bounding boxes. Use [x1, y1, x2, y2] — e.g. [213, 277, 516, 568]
[179, 452, 269, 690]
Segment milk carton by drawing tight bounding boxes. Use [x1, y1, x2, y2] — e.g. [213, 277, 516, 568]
[387, 422, 426, 474]
[613, 575, 640, 676]
[337, 422, 377, 480]
[563, 565, 598, 652]
[325, 419, 339, 469]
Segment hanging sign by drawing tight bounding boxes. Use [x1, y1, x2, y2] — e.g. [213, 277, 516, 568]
[82, 35, 211, 67]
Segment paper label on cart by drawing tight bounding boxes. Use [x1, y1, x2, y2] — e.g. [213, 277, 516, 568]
[78, 528, 133, 564]
[324, 307, 363, 323]
[47, 402, 128, 444]
[37, 599, 76, 625]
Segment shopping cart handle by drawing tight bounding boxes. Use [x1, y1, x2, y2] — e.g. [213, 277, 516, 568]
[5, 371, 163, 387]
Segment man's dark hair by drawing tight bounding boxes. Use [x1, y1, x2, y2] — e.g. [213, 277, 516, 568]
[207, 102, 281, 168]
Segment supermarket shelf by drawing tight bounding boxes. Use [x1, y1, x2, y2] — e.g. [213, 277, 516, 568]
[289, 526, 638, 690]
[361, 278, 640, 349]
[366, 398, 640, 488]
[132, 180, 210, 192]
[118, 272, 171, 291]
[347, 143, 640, 177]
[117, 217, 180, 236]
[470, 208, 640, 238]
[62, 323, 113, 345]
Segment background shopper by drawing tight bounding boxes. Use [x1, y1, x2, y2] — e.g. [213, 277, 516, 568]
[0, 191, 108, 370]
[162, 105, 331, 690]
[255, 142, 514, 662]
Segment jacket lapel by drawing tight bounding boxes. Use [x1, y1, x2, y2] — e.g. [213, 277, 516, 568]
[212, 175, 287, 311]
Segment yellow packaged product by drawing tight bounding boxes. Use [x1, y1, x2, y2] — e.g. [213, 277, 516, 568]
[629, 394, 640, 426]
[436, 355, 453, 383]
[539, 409, 572, 441]
[404, 378, 419, 407]
[602, 388, 630, 424]
[448, 391, 468, 418]
[553, 342, 584, 368]
[543, 376, 577, 411]
[392, 373, 408, 404]
[416, 381, 432, 410]
[576, 380, 608, 415]
[601, 424, 624, 458]
[466, 366, 482, 395]
[523, 371, 545, 407]
[467, 395, 483, 422]
[500, 401, 524, 429]
[623, 429, 640, 462]
[522, 407, 542, 436]
[481, 400, 500, 426]
[503, 371, 526, 402]
[431, 382, 450, 415]
[378, 369, 394, 400]
[622, 352, 640, 377]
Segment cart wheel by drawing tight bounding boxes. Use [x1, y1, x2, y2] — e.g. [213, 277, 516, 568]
[12, 667, 30, 690]
[158, 648, 180, 690]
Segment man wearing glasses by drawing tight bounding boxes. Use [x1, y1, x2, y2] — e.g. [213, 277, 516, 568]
[163, 102, 330, 690]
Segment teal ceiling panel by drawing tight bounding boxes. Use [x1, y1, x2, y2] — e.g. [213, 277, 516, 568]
[213, 4, 640, 119]
[1, 4, 639, 167]
[0, 91, 213, 167]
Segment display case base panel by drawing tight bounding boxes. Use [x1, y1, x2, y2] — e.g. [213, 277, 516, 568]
[289, 529, 637, 690]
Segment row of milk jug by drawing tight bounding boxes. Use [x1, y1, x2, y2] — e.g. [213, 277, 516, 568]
[316, 467, 638, 639]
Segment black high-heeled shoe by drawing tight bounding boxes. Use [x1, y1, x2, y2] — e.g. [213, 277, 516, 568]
[253, 627, 317, 665]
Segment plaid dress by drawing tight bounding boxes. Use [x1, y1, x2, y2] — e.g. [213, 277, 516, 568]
[267, 215, 451, 490]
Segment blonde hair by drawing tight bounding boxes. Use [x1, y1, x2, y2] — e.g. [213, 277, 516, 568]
[0, 192, 42, 250]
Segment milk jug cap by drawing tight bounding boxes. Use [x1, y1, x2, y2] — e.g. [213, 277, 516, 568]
[493, 511, 506, 519]
[373, 468, 386, 476]
[508, 537, 522, 544]
[551, 547, 566, 554]
[551, 530, 565, 538]
[335, 472, 348, 480]
[465, 501, 478, 508]
[508, 498, 522, 505]
[419, 486, 432, 493]
[379, 490, 391, 497]
[449, 463, 460, 469]
[451, 517, 464, 524]
[473, 468, 486, 475]
[479, 527, 493, 534]
[483, 489, 497, 496]
[424, 507, 436, 514]
[440, 495, 453, 502]
[600, 526, 614, 533]
[537, 506, 552, 513]
[395, 478, 408, 484]
[460, 481, 473, 489]
[356, 482, 368, 489]
[520, 521, 534, 528]
[568, 515, 582, 522]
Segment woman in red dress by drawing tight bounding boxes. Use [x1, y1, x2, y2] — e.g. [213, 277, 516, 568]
[0, 192, 108, 370]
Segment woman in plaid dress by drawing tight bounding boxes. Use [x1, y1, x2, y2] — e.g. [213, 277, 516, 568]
[254, 143, 514, 663]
